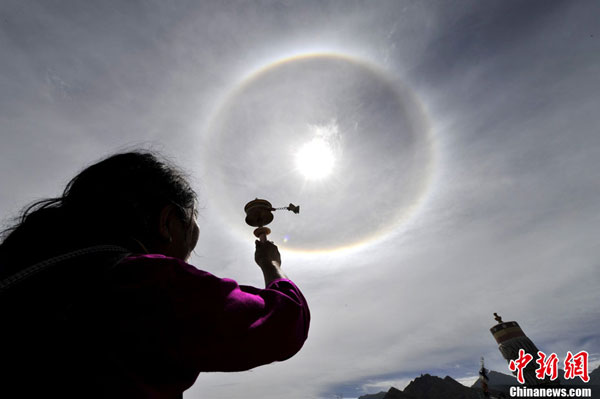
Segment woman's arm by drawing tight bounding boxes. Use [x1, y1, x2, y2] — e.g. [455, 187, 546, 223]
[111, 254, 310, 376]
[254, 240, 287, 286]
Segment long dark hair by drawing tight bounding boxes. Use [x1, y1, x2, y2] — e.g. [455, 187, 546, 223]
[0, 151, 197, 277]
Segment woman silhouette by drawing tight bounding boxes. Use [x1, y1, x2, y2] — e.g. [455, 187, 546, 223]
[0, 151, 310, 398]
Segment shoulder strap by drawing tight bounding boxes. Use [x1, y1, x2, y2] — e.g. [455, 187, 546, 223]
[0, 245, 130, 293]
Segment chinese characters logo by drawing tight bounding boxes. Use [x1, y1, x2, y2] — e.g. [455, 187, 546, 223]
[508, 350, 589, 384]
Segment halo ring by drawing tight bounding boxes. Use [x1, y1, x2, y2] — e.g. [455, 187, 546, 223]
[203, 52, 437, 256]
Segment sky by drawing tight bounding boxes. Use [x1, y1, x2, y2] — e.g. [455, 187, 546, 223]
[1, 1, 599, 398]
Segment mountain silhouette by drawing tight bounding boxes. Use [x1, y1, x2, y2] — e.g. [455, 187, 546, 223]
[358, 365, 600, 399]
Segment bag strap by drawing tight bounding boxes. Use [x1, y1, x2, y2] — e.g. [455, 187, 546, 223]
[0, 245, 130, 293]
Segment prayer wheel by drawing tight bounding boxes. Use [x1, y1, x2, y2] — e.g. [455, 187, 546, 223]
[244, 198, 299, 242]
[490, 314, 559, 386]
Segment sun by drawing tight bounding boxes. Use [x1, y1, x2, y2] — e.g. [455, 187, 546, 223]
[295, 137, 335, 180]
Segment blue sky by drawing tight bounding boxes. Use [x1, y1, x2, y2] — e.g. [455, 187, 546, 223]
[1, 1, 599, 398]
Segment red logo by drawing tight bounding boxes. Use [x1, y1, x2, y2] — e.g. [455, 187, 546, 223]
[564, 351, 590, 383]
[509, 349, 533, 384]
[535, 351, 559, 381]
[508, 350, 590, 384]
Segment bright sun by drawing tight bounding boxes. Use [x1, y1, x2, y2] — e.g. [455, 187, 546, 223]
[295, 137, 335, 180]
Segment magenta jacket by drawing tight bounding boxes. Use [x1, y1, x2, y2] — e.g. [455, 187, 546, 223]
[106, 254, 311, 396]
[0, 249, 310, 399]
